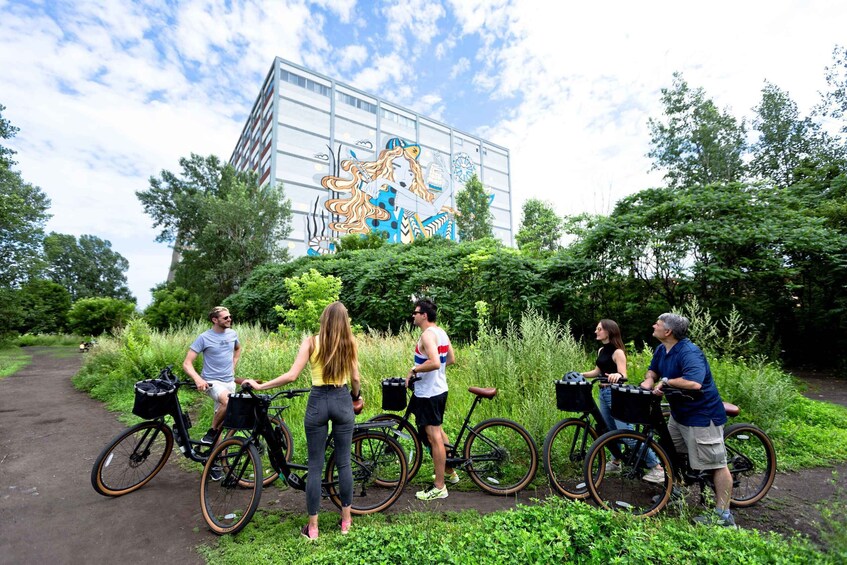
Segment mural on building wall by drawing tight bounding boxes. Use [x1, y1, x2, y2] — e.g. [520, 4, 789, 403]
[306, 137, 477, 256]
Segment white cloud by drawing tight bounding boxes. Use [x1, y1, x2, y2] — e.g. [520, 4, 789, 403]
[382, 0, 447, 53]
[337, 44, 368, 71]
[450, 57, 470, 79]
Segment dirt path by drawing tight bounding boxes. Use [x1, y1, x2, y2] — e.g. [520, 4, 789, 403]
[0, 348, 844, 563]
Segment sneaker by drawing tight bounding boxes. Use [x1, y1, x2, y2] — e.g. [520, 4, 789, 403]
[642, 465, 666, 484]
[415, 485, 448, 501]
[694, 510, 737, 528]
[432, 471, 461, 485]
[604, 460, 621, 474]
[652, 486, 683, 504]
[301, 523, 318, 540]
[200, 428, 217, 445]
[209, 466, 224, 481]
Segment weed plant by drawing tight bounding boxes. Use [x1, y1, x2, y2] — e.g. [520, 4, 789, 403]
[198, 497, 829, 565]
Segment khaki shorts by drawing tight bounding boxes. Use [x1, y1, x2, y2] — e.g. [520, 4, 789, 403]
[668, 416, 727, 470]
[205, 380, 236, 413]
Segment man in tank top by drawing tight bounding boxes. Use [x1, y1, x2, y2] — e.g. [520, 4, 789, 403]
[406, 298, 456, 500]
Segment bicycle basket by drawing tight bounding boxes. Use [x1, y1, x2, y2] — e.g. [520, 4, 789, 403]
[610, 384, 658, 425]
[381, 377, 407, 411]
[223, 393, 259, 430]
[132, 379, 178, 419]
[555, 379, 594, 412]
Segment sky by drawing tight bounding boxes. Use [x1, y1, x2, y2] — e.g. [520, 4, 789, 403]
[2, 0, 846, 308]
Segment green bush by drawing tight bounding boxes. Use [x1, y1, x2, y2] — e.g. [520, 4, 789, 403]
[68, 297, 136, 336]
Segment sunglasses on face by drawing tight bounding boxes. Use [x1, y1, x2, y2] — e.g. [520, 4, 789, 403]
[219, 316, 232, 321]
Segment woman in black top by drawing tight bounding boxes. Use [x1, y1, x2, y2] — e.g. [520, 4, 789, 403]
[582, 319, 663, 481]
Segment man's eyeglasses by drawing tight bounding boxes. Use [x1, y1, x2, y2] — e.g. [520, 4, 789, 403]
[411, 311, 422, 316]
[219, 316, 232, 321]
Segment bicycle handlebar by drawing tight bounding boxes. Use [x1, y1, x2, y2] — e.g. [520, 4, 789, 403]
[239, 382, 311, 401]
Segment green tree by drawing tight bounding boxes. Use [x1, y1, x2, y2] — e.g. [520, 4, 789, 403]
[15, 279, 71, 334]
[67, 297, 136, 336]
[648, 72, 747, 188]
[516, 199, 563, 255]
[0, 167, 51, 287]
[456, 174, 494, 241]
[750, 82, 842, 187]
[174, 180, 291, 305]
[139, 154, 291, 306]
[143, 283, 203, 330]
[336, 231, 386, 252]
[43, 232, 133, 301]
[820, 44, 847, 134]
[275, 268, 342, 334]
[0, 103, 19, 169]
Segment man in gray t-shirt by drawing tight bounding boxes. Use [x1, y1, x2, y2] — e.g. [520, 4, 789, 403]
[183, 306, 242, 445]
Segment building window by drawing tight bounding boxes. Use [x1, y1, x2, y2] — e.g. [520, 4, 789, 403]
[455, 137, 463, 146]
[337, 92, 377, 114]
[381, 108, 415, 129]
[280, 69, 330, 97]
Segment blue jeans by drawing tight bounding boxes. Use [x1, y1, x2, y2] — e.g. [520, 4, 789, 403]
[304, 386, 355, 516]
[598, 387, 660, 469]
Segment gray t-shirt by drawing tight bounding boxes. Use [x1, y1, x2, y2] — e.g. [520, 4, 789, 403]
[189, 329, 239, 383]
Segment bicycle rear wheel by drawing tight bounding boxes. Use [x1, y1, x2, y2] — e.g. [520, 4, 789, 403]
[584, 430, 672, 517]
[542, 418, 597, 499]
[367, 413, 422, 481]
[464, 418, 539, 495]
[724, 423, 776, 507]
[200, 437, 262, 535]
[91, 420, 173, 497]
[326, 431, 407, 514]
[225, 417, 292, 487]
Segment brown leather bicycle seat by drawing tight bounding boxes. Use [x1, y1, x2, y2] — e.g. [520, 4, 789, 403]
[723, 402, 739, 417]
[468, 387, 497, 399]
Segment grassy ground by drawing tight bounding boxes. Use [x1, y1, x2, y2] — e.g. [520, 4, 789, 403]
[0, 347, 31, 378]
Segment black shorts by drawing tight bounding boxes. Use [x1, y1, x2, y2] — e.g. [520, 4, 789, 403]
[410, 391, 448, 446]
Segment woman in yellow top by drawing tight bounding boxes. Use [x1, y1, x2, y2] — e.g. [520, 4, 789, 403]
[244, 301, 362, 539]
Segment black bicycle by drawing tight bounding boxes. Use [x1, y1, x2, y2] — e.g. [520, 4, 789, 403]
[90, 367, 293, 496]
[366, 376, 539, 495]
[583, 384, 777, 517]
[200, 385, 408, 535]
[542, 374, 622, 499]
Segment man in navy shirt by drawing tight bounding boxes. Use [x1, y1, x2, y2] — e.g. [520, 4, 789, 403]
[640, 313, 735, 528]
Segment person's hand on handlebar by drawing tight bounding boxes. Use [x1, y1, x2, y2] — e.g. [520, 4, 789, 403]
[242, 378, 263, 391]
[606, 372, 626, 384]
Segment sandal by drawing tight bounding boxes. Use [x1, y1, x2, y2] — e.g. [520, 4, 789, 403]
[339, 519, 351, 535]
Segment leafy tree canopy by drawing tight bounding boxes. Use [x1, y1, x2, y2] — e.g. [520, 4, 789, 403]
[647, 72, 746, 188]
[43, 232, 133, 302]
[143, 282, 203, 331]
[456, 174, 494, 242]
[0, 167, 51, 287]
[0, 103, 19, 169]
[67, 297, 136, 336]
[14, 279, 71, 334]
[516, 198, 563, 256]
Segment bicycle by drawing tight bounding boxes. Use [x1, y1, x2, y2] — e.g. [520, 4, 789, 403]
[200, 385, 408, 535]
[583, 384, 777, 517]
[90, 367, 293, 496]
[542, 374, 621, 499]
[366, 376, 539, 495]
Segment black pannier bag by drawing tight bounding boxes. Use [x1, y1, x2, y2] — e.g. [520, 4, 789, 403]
[132, 379, 178, 419]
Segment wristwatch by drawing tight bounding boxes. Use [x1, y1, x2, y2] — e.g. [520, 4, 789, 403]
[661, 377, 669, 384]
[411, 368, 417, 376]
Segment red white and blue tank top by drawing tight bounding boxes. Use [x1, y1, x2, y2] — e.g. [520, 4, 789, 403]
[413, 326, 450, 398]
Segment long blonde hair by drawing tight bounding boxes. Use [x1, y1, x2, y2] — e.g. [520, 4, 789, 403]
[313, 301, 358, 385]
[321, 145, 430, 233]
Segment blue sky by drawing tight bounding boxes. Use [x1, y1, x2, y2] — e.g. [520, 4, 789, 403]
[2, 0, 846, 307]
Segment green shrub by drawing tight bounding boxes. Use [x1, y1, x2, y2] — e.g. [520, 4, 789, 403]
[68, 297, 136, 336]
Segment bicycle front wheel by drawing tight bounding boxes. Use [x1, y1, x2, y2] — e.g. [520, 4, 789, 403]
[464, 418, 539, 495]
[724, 423, 776, 507]
[584, 430, 672, 517]
[367, 413, 422, 481]
[225, 417, 292, 487]
[91, 420, 173, 497]
[200, 437, 263, 535]
[326, 431, 407, 514]
[543, 418, 597, 499]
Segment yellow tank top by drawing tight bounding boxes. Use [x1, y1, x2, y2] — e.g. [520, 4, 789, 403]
[309, 336, 349, 386]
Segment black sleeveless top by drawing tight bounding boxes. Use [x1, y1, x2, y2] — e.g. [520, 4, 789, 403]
[595, 342, 619, 376]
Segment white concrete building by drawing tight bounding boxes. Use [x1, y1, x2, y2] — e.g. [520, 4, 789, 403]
[230, 57, 512, 257]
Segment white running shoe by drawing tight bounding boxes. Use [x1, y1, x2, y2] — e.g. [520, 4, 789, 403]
[642, 465, 666, 484]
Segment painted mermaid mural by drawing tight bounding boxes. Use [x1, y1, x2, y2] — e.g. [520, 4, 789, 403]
[313, 138, 457, 252]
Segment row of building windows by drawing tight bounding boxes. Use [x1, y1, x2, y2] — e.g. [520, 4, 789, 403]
[281, 69, 331, 97]
[381, 108, 416, 129]
[337, 91, 377, 114]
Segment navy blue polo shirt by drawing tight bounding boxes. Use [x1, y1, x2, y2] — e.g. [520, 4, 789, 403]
[648, 338, 726, 427]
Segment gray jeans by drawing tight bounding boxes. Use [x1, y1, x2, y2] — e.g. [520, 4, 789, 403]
[304, 386, 355, 516]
